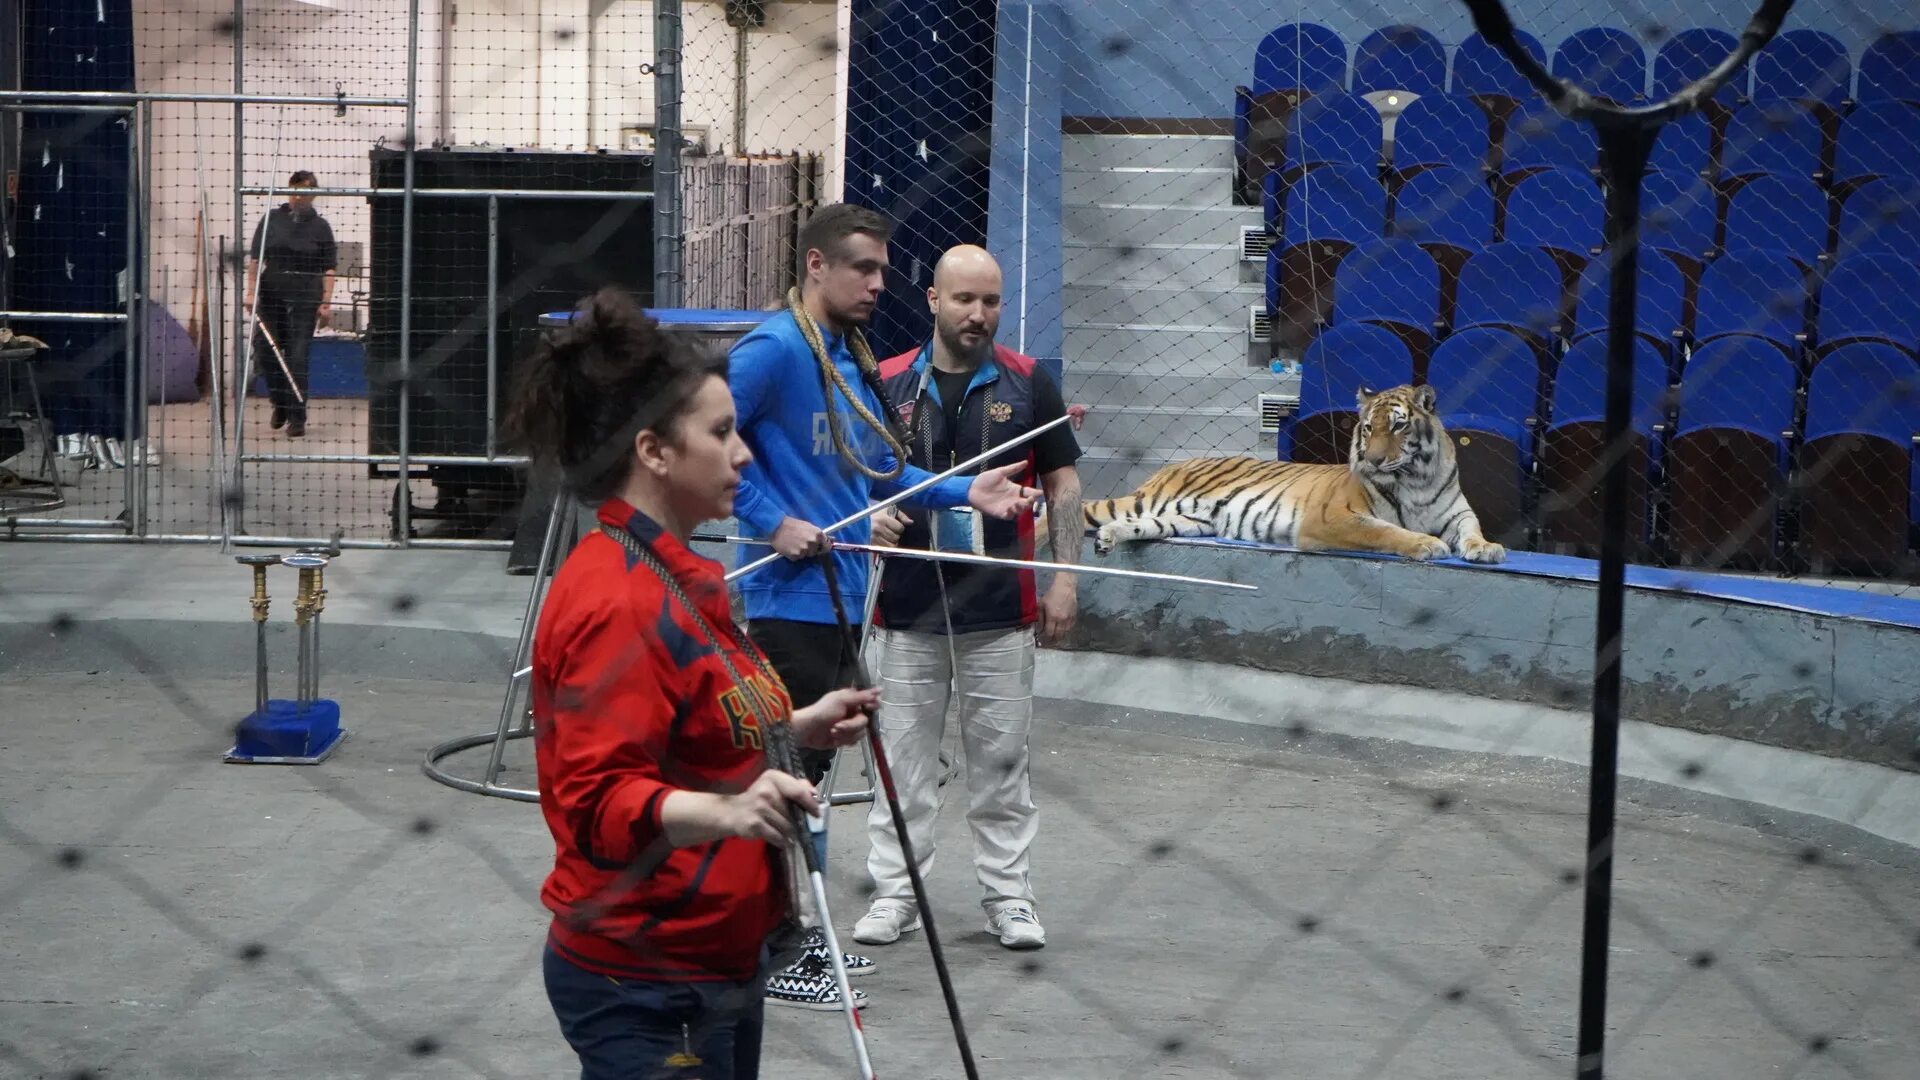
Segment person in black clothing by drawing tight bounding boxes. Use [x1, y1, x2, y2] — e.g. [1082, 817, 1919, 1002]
[245, 170, 337, 437]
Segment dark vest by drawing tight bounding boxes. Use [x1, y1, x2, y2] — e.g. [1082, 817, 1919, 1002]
[873, 343, 1041, 635]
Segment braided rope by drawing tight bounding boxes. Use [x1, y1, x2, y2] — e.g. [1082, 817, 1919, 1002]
[787, 286, 907, 482]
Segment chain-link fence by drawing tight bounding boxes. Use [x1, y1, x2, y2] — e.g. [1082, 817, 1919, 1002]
[6, 2, 1920, 1079]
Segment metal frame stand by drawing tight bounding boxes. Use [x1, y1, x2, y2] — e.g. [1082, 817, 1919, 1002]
[1461, 3, 1793, 1078]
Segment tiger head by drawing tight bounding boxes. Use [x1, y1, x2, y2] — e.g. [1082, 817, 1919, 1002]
[1349, 384, 1448, 482]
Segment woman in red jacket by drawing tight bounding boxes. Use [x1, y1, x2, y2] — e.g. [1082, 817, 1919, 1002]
[507, 288, 877, 1080]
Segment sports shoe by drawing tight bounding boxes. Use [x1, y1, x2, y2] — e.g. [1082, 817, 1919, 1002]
[799, 924, 874, 977]
[764, 955, 870, 1011]
[985, 901, 1046, 949]
[852, 899, 922, 946]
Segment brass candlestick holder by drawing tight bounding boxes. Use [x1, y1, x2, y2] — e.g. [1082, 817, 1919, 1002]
[281, 553, 329, 709]
[236, 554, 283, 715]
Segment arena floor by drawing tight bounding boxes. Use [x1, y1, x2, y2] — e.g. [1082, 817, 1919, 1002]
[2, 546, 1918, 1079]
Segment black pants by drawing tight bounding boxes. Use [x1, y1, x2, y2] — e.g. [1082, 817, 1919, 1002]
[746, 618, 863, 783]
[253, 285, 318, 421]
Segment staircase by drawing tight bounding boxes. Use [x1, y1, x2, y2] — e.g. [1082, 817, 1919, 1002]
[1059, 132, 1295, 500]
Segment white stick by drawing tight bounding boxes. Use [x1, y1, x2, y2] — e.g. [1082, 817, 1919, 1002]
[708, 534, 1261, 593]
[800, 813, 875, 1080]
[723, 413, 1075, 584]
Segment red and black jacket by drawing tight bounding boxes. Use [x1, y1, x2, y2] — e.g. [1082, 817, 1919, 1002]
[531, 498, 792, 983]
[874, 343, 1044, 635]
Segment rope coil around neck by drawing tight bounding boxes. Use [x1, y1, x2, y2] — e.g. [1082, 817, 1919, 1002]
[788, 286, 908, 482]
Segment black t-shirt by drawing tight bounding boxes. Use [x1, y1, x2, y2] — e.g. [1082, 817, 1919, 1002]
[249, 204, 338, 284]
[929, 363, 1080, 474]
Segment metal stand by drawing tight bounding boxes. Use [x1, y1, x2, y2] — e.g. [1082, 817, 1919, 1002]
[422, 487, 573, 801]
[237, 554, 281, 713]
[1460, 4, 1793, 1077]
[225, 551, 348, 764]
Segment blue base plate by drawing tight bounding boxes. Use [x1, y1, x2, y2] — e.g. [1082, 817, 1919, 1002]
[224, 698, 348, 765]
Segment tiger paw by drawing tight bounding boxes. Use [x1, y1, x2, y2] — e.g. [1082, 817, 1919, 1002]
[1407, 536, 1452, 562]
[1459, 538, 1507, 564]
[1093, 527, 1116, 557]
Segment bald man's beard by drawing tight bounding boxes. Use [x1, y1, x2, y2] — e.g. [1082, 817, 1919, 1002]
[935, 319, 994, 366]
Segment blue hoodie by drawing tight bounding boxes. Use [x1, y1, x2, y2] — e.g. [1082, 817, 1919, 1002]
[728, 309, 975, 626]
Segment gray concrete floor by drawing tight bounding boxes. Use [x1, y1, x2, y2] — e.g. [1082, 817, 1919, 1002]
[2, 668, 1916, 1080]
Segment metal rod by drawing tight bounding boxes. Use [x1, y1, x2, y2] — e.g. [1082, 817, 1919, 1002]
[486, 195, 499, 458]
[0, 103, 130, 114]
[485, 488, 570, 787]
[211, 227, 230, 545]
[712, 535, 1260, 592]
[0, 311, 128, 322]
[239, 186, 657, 200]
[653, 0, 684, 308]
[136, 101, 154, 537]
[0, 517, 132, 530]
[237, 452, 529, 466]
[0, 532, 518, 550]
[0, 90, 405, 107]
[398, 0, 421, 546]
[724, 413, 1073, 583]
[230, 0, 247, 537]
[123, 107, 139, 534]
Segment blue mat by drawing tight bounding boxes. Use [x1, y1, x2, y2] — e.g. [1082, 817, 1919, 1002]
[1163, 538, 1920, 631]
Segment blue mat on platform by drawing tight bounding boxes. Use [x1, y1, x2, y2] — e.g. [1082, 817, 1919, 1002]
[1163, 538, 1920, 631]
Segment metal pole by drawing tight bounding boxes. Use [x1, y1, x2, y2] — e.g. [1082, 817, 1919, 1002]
[137, 101, 154, 536]
[1576, 117, 1657, 1080]
[0, 90, 409, 107]
[211, 231, 229, 546]
[486, 195, 498, 458]
[123, 108, 139, 531]
[483, 488, 570, 787]
[397, 0, 421, 544]
[230, 0, 247, 536]
[653, 0, 683, 307]
[733, 22, 748, 152]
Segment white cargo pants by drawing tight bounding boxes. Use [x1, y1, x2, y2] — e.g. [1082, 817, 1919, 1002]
[864, 625, 1039, 909]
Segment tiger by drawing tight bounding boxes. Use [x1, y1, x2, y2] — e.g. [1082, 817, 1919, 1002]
[1066, 384, 1506, 564]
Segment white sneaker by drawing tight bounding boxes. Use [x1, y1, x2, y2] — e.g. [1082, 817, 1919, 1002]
[985, 901, 1046, 949]
[852, 899, 922, 945]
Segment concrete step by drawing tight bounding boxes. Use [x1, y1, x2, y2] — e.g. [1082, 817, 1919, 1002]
[1062, 241, 1243, 288]
[1074, 404, 1264, 451]
[1062, 133, 1235, 173]
[1062, 202, 1260, 248]
[1065, 282, 1262, 327]
[1064, 369, 1279, 413]
[1062, 165, 1235, 206]
[1064, 325, 1253, 375]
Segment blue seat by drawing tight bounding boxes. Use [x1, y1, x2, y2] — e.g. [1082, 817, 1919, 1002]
[1390, 166, 1495, 252]
[1692, 249, 1811, 350]
[1553, 26, 1648, 106]
[1503, 167, 1603, 263]
[1282, 322, 1416, 462]
[1653, 28, 1747, 107]
[1815, 254, 1920, 354]
[1451, 30, 1545, 103]
[1667, 335, 1798, 565]
[1837, 177, 1920, 260]
[1798, 342, 1920, 569]
[1858, 31, 1920, 105]
[1723, 174, 1830, 269]
[1567, 249, 1690, 349]
[1642, 170, 1720, 262]
[1267, 163, 1384, 244]
[1426, 326, 1542, 449]
[1751, 28, 1852, 111]
[1330, 238, 1441, 342]
[1833, 103, 1920, 187]
[1454, 242, 1566, 339]
[1352, 25, 1446, 97]
[1500, 100, 1600, 175]
[1548, 333, 1671, 433]
[1391, 94, 1490, 173]
[1721, 102, 1826, 182]
[1284, 93, 1384, 173]
[1649, 112, 1715, 178]
[1253, 23, 1349, 97]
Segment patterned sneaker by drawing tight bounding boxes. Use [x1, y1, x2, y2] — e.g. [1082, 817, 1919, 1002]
[800, 924, 875, 977]
[852, 899, 922, 945]
[985, 901, 1046, 949]
[764, 955, 871, 1011]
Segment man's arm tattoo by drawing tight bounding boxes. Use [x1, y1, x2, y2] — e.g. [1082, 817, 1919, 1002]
[1043, 469, 1083, 566]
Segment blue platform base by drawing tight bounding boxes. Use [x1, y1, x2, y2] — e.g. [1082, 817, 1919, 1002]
[224, 698, 348, 765]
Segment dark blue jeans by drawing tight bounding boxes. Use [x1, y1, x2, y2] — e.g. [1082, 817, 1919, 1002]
[544, 944, 766, 1080]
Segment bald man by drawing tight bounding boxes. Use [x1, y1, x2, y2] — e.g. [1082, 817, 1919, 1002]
[855, 245, 1083, 951]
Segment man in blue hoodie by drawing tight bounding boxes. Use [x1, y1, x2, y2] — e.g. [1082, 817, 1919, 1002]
[728, 203, 1036, 1009]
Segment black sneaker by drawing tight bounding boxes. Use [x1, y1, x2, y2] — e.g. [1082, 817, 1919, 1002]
[764, 954, 869, 1011]
[799, 924, 874, 977]
[270, 406, 287, 430]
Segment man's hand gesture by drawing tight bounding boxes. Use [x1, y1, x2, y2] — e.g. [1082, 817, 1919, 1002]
[966, 462, 1039, 521]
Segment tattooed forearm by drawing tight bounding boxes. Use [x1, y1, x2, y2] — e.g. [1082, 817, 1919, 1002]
[1043, 469, 1083, 567]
